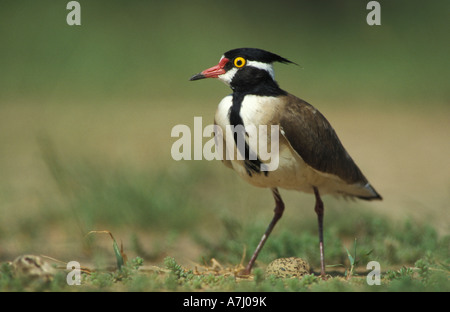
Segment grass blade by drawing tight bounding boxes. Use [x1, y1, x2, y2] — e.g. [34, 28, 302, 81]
[86, 230, 126, 270]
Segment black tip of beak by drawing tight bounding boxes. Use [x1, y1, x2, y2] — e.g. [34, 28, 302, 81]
[189, 73, 205, 81]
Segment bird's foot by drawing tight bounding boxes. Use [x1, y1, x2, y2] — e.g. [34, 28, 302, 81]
[319, 273, 329, 281]
[236, 267, 252, 278]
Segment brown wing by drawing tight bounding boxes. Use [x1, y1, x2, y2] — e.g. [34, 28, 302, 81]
[279, 94, 368, 185]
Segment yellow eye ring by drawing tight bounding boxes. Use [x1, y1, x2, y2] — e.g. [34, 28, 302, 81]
[234, 57, 246, 68]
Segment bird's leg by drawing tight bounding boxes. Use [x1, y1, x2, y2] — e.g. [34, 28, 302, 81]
[313, 186, 326, 277]
[241, 188, 284, 275]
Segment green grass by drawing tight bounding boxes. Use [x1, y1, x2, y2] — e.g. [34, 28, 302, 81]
[195, 205, 449, 271]
[1, 252, 448, 292]
[0, 146, 448, 291]
[39, 140, 207, 231]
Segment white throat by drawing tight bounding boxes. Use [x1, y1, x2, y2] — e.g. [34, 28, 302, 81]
[218, 67, 238, 86]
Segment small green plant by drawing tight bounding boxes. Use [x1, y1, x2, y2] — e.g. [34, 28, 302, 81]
[344, 239, 358, 279]
[85, 230, 129, 271]
[385, 266, 415, 280]
[0, 262, 16, 291]
[164, 257, 194, 280]
[415, 258, 430, 284]
[88, 256, 144, 288]
[299, 274, 319, 287]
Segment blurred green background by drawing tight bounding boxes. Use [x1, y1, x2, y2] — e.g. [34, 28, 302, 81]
[0, 0, 449, 271]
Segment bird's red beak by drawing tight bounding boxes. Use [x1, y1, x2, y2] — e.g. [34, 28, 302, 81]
[190, 58, 229, 81]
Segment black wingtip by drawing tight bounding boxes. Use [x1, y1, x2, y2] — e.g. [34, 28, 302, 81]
[357, 194, 383, 201]
[358, 183, 382, 201]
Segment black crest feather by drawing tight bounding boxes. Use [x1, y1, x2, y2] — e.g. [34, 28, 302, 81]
[224, 48, 296, 65]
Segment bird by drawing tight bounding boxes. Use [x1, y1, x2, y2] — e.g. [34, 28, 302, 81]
[189, 48, 382, 277]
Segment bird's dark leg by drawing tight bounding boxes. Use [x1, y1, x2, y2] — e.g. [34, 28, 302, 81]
[313, 186, 326, 277]
[241, 188, 284, 275]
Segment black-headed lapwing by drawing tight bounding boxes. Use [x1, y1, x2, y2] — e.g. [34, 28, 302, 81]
[190, 48, 382, 277]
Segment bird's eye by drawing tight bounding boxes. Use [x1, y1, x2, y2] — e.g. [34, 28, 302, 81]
[234, 57, 246, 68]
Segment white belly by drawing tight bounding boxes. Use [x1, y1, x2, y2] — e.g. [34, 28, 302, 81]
[214, 95, 314, 193]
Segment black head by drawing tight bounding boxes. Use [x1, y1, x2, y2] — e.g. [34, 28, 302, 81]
[190, 48, 296, 94]
[222, 48, 295, 65]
